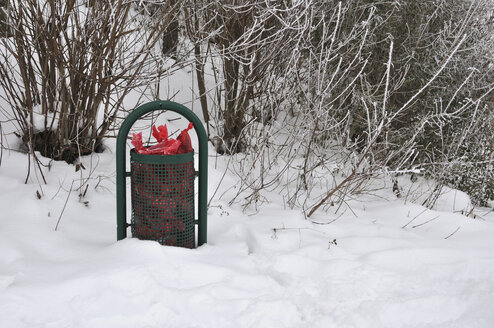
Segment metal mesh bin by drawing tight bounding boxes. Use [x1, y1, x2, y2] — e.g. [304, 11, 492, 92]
[130, 149, 195, 248]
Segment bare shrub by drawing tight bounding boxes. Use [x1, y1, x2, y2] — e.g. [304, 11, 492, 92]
[199, 0, 494, 212]
[0, 0, 178, 167]
[185, 0, 309, 154]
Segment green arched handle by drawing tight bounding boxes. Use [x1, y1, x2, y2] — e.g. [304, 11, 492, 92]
[116, 101, 208, 246]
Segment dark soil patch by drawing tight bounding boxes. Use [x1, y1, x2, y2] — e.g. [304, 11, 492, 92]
[26, 130, 103, 164]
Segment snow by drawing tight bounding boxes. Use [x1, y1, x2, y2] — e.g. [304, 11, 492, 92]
[2, 3, 494, 326]
[1, 141, 494, 328]
[0, 39, 493, 326]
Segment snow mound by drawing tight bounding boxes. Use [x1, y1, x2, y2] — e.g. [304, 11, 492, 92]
[0, 143, 494, 327]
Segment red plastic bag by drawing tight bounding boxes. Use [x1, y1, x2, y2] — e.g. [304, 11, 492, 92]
[152, 124, 168, 143]
[131, 132, 149, 154]
[176, 122, 194, 154]
[132, 122, 194, 155]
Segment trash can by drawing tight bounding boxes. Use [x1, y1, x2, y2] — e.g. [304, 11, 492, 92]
[116, 100, 208, 248]
[130, 150, 195, 248]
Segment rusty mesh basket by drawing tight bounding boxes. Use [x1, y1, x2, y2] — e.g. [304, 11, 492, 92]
[130, 149, 195, 248]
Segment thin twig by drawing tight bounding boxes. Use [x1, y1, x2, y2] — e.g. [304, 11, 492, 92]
[55, 180, 74, 231]
[310, 208, 347, 225]
[402, 208, 428, 228]
[444, 226, 461, 239]
[307, 171, 356, 217]
[412, 215, 440, 228]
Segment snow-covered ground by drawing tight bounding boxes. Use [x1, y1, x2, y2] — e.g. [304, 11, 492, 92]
[0, 51, 493, 327]
[1, 130, 494, 328]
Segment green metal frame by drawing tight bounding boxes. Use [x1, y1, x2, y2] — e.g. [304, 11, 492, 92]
[116, 100, 208, 246]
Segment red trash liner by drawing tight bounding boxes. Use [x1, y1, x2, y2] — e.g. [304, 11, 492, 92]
[132, 122, 194, 155]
